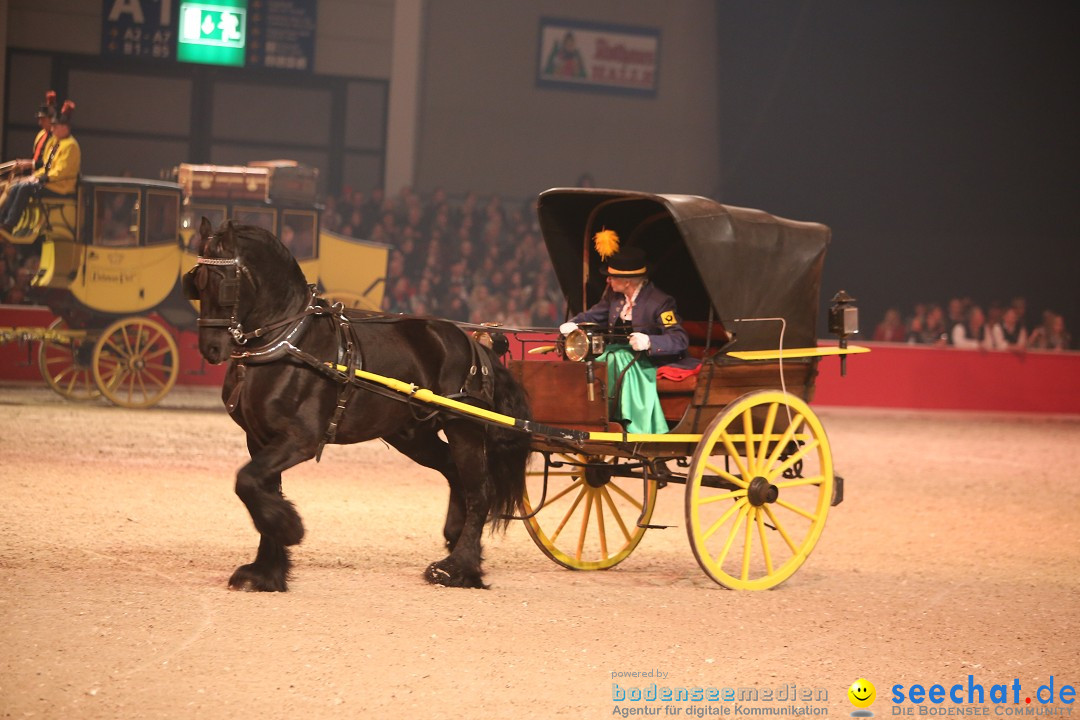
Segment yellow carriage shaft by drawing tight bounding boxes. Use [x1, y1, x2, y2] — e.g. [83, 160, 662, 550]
[725, 345, 870, 361]
[330, 362, 813, 446]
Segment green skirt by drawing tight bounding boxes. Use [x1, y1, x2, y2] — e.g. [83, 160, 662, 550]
[599, 345, 669, 435]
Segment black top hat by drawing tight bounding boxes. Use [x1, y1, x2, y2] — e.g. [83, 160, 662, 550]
[37, 90, 56, 119]
[601, 246, 648, 278]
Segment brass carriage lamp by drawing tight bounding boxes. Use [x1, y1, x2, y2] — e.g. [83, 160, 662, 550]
[828, 290, 858, 376]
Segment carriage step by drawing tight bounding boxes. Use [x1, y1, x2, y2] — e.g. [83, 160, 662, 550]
[831, 475, 844, 506]
[638, 524, 674, 529]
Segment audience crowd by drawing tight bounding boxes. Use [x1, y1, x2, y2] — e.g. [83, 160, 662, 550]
[872, 296, 1073, 351]
[2, 181, 1075, 353]
[320, 185, 564, 328]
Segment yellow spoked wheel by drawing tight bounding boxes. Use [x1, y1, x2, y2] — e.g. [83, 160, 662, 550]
[37, 318, 100, 401]
[91, 317, 179, 408]
[523, 453, 657, 570]
[686, 390, 833, 590]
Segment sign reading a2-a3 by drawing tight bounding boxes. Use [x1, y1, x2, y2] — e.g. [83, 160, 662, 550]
[177, 0, 247, 67]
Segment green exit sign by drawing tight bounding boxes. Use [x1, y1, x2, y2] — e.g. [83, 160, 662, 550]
[177, 0, 247, 67]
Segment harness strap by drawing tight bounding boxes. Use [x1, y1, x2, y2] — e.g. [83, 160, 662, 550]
[225, 362, 246, 413]
[316, 303, 363, 461]
[449, 331, 495, 408]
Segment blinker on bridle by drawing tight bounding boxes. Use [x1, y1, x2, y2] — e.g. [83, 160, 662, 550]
[184, 256, 248, 344]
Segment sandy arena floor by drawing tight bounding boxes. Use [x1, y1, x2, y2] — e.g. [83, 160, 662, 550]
[1, 383, 1078, 719]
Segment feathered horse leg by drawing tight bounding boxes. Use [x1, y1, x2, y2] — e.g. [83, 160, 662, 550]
[228, 438, 310, 591]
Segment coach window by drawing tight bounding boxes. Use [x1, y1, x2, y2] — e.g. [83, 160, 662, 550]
[282, 210, 317, 259]
[94, 189, 140, 247]
[233, 207, 276, 233]
[145, 192, 179, 246]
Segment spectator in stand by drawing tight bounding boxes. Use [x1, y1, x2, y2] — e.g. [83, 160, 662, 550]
[498, 296, 531, 328]
[904, 303, 926, 339]
[1029, 312, 1071, 351]
[907, 304, 948, 345]
[398, 228, 423, 278]
[531, 295, 560, 327]
[945, 297, 967, 344]
[339, 208, 364, 239]
[410, 275, 438, 316]
[991, 307, 1028, 351]
[440, 295, 468, 322]
[951, 304, 990, 349]
[383, 275, 412, 314]
[363, 187, 384, 227]
[1010, 296, 1029, 335]
[385, 249, 405, 284]
[377, 209, 399, 246]
[873, 308, 905, 342]
[986, 300, 1004, 332]
[321, 194, 342, 233]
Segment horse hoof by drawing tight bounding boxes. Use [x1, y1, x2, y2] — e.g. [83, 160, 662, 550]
[424, 558, 486, 589]
[228, 564, 288, 592]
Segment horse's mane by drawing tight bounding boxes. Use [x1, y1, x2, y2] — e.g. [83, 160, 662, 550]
[209, 221, 309, 302]
[220, 223, 292, 262]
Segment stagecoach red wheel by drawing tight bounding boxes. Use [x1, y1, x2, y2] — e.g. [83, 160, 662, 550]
[91, 316, 179, 409]
[522, 453, 657, 570]
[37, 317, 100, 402]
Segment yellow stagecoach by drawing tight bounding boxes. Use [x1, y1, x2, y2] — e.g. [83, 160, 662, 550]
[1, 165, 388, 408]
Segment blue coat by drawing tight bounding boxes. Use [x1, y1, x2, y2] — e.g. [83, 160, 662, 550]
[571, 281, 694, 367]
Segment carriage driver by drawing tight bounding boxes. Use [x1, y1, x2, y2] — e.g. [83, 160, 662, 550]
[12, 90, 57, 174]
[0, 100, 81, 234]
[559, 232, 697, 434]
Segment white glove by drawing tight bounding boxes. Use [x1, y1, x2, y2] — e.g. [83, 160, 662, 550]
[559, 322, 578, 335]
[629, 332, 651, 351]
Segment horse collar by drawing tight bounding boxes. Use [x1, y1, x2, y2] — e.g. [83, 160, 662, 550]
[229, 286, 321, 363]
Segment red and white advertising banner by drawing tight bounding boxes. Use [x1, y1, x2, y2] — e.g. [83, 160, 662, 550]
[537, 18, 660, 96]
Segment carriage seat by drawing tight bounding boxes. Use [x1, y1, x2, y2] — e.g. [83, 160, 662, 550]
[681, 320, 733, 359]
[655, 320, 731, 422]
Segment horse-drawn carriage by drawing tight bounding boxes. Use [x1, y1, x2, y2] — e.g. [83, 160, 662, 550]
[183, 187, 863, 592]
[508, 188, 865, 589]
[0, 164, 388, 408]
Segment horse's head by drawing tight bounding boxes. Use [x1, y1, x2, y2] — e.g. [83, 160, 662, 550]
[183, 217, 308, 364]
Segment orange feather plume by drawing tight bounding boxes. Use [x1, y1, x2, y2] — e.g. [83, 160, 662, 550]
[593, 228, 620, 260]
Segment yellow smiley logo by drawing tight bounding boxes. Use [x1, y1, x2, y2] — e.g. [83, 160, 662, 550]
[848, 678, 876, 709]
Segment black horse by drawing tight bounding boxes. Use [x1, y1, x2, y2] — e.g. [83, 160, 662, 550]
[185, 219, 531, 590]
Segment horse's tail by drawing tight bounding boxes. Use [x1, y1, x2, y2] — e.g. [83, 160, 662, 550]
[486, 356, 532, 531]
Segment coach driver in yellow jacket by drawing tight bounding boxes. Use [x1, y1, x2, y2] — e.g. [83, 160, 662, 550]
[1, 100, 80, 233]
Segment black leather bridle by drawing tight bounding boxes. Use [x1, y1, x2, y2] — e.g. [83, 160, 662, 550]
[183, 256, 248, 345]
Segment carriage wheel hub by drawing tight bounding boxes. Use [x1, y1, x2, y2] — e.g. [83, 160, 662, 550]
[585, 464, 613, 488]
[747, 476, 779, 506]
